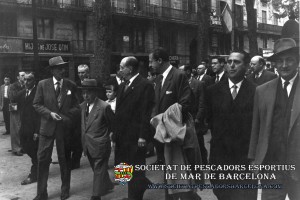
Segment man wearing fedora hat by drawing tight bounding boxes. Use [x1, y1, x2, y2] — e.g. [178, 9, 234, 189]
[33, 56, 80, 200]
[249, 38, 300, 200]
[79, 79, 115, 200]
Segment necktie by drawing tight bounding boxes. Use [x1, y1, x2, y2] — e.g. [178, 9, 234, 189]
[216, 75, 219, 83]
[232, 85, 238, 100]
[55, 82, 61, 98]
[124, 80, 130, 92]
[25, 90, 29, 98]
[86, 103, 90, 117]
[283, 81, 289, 97]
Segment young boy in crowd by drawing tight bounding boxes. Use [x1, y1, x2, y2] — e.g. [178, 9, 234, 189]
[105, 82, 118, 113]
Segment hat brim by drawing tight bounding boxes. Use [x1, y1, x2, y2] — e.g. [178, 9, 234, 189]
[268, 47, 299, 61]
[78, 86, 99, 90]
[48, 62, 69, 67]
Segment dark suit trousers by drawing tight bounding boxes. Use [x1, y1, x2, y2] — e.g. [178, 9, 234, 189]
[3, 98, 10, 133]
[70, 122, 83, 165]
[115, 143, 147, 200]
[86, 147, 113, 196]
[37, 124, 71, 195]
[21, 135, 38, 179]
[195, 123, 208, 165]
[261, 171, 300, 200]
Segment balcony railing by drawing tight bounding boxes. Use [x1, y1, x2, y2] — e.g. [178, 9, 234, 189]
[0, 0, 93, 12]
[111, 3, 198, 24]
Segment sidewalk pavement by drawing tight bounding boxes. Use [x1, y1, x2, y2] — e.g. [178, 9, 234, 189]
[0, 112, 217, 200]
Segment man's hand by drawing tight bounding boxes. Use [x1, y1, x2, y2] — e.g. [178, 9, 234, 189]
[33, 133, 39, 141]
[50, 112, 62, 121]
[138, 138, 146, 148]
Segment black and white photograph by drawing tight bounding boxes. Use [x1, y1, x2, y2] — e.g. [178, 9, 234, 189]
[0, 0, 299, 200]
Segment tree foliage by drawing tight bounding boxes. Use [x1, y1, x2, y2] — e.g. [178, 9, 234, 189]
[272, 0, 299, 19]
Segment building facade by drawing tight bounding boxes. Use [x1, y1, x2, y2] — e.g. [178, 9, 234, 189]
[0, 0, 289, 82]
[0, 0, 94, 82]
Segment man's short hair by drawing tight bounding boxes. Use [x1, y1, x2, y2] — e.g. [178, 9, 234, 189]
[78, 64, 89, 72]
[4, 74, 10, 79]
[211, 57, 226, 64]
[181, 65, 192, 72]
[201, 59, 209, 65]
[231, 51, 250, 64]
[124, 56, 139, 74]
[151, 47, 169, 62]
[104, 78, 118, 92]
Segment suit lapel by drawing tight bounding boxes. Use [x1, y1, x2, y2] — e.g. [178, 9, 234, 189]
[85, 98, 101, 131]
[118, 75, 141, 106]
[160, 67, 174, 102]
[47, 79, 59, 109]
[289, 76, 300, 135]
[58, 79, 68, 109]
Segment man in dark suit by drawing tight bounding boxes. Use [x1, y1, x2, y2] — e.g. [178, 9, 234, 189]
[33, 56, 80, 200]
[247, 55, 277, 85]
[211, 57, 227, 84]
[179, 65, 208, 164]
[114, 56, 154, 200]
[80, 79, 114, 200]
[206, 51, 257, 200]
[150, 48, 192, 166]
[249, 38, 300, 200]
[0, 75, 11, 135]
[150, 48, 196, 199]
[195, 64, 213, 88]
[19, 72, 40, 185]
[9, 71, 26, 156]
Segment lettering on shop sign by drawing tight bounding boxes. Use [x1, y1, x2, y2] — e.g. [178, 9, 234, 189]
[169, 55, 179, 65]
[0, 43, 10, 52]
[23, 39, 70, 53]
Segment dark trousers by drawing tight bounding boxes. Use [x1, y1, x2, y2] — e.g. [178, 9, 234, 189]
[21, 135, 38, 179]
[211, 170, 258, 200]
[86, 146, 113, 197]
[70, 125, 83, 166]
[3, 98, 10, 133]
[115, 143, 149, 200]
[153, 140, 165, 162]
[261, 171, 300, 200]
[195, 123, 208, 165]
[36, 126, 71, 196]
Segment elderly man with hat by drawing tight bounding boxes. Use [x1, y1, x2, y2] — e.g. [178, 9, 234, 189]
[33, 56, 80, 200]
[79, 79, 115, 200]
[249, 38, 300, 200]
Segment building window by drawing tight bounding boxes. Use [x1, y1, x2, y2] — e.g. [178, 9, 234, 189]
[38, 0, 58, 6]
[263, 36, 267, 48]
[0, 12, 17, 36]
[75, 21, 86, 50]
[72, 0, 84, 7]
[37, 18, 53, 39]
[262, 10, 267, 23]
[132, 28, 145, 52]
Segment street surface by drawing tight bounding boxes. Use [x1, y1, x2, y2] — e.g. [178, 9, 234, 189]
[0, 111, 217, 200]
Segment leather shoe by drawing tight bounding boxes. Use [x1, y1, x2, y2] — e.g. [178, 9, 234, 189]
[33, 193, 48, 200]
[2, 131, 9, 135]
[21, 177, 37, 185]
[90, 196, 101, 200]
[71, 162, 80, 170]
[60, 193, 70, 200]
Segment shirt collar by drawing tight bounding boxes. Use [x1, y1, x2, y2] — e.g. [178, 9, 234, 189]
[255, 69, 264, 78]
[128, 73, 139, 86]
[53, 77, 63, 86]
[281, 72, 298, 87]
[228, 78, 243, 89]
[162, 65, 173, 78]
[217, 70, 225, 79]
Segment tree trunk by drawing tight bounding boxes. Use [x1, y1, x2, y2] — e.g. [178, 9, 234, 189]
[94, 0, 112, 83]
[245, 0, 258, 57]
[197, 0, 210, 63]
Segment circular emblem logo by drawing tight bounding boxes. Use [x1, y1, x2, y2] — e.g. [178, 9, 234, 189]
[114, 163, 134, 185]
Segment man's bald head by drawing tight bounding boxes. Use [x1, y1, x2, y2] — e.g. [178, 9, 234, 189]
[120, 56, 139, 81]
[250, 55, 265, 74]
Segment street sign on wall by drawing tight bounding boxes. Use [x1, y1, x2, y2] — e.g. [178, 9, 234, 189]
[23, 39, 70, 53]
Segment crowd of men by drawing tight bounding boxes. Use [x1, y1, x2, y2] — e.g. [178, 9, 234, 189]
[0, 37, 299, 200]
